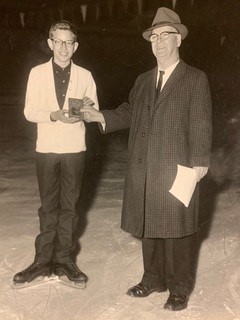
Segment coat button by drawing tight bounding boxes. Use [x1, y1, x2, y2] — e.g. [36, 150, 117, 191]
[142, 132, 145, 137]
[138, 159, 142, 163]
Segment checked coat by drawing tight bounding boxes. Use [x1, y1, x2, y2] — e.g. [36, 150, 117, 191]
[101, 60, 212, 238]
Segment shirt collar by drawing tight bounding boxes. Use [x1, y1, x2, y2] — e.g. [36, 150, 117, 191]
[159, 60, 180, 77]
[52, 59, 71, 73]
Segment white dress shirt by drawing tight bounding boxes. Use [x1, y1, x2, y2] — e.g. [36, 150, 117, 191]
[156, 60, 180, 90]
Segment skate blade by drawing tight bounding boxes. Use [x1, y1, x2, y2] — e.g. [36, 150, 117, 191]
[11, 275, 56, 289]
[56, 275, 86, 289]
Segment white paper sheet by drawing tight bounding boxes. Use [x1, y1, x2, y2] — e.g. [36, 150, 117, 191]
[169, 165, 198, 207]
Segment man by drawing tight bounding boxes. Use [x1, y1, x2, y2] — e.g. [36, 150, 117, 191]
[82, 7, 212, 310]
[13, 20, 99, 287]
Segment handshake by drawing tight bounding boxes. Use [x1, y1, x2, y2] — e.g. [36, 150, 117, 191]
[50, 97, 104, 124]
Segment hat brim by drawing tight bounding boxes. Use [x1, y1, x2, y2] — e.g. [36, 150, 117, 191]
[142, 23, 188, 41]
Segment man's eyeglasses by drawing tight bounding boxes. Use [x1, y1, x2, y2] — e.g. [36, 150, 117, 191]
[149, 31, 179, 42]
[51, 39, 76, 47]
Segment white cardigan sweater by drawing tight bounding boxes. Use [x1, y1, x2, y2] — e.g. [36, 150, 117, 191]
[24, 59, 99, 153]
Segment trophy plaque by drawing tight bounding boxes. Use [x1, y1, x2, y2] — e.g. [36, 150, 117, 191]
[68, 98, 83, 118]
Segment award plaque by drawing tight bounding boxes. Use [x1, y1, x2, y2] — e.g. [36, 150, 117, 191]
[68, 98, 83, 118]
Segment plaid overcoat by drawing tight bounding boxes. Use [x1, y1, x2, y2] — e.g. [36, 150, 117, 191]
[102, 60, 212, 238]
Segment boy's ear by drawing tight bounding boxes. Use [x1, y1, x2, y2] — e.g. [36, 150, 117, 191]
[73, 41, 79, 52]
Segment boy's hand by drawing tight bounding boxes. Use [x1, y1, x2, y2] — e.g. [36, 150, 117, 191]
[50, 109, 80, 123]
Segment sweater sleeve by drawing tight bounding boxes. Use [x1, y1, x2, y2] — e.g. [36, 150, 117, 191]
[84, 72, 99, 111]
[24, 68, 53, 123]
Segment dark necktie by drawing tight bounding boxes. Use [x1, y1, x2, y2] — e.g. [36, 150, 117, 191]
[155, 70, 165, 100]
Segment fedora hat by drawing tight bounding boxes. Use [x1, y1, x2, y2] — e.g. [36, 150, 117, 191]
[143, 7, 188, 41]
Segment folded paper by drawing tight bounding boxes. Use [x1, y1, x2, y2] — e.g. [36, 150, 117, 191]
[169, 165, 197, 207]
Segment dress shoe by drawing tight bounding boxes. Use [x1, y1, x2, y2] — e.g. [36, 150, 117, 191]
[126, 282, 167, 297]
[164, 292, 188, 311]
[54, 262, 87, 283]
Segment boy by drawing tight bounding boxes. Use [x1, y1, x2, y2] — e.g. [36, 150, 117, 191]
[13, 20, 98, 287]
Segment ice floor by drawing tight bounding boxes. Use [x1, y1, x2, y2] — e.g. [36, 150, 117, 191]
[0, 104, 240, 320]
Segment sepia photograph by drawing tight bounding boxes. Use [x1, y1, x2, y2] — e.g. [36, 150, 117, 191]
[0, 0, 239, 319]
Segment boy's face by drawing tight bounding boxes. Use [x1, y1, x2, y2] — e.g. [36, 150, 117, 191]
[47, 29, 78, 67]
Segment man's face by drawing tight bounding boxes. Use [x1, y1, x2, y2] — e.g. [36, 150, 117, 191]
[151, 26, 181, 64]
[47, 29, 78, 67]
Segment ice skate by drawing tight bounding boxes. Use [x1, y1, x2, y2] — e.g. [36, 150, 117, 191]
[12, 261, 53, 289]
[53, 261, 87, 289]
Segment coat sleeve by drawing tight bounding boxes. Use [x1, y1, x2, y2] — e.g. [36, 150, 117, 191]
[24, 68, 53, 123]
[189, 71, 212, 167]
[100, 76, 141, 133]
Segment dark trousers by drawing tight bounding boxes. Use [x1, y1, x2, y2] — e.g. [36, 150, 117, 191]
[35, 152, 85, 264]
[141, 233, 198, 295]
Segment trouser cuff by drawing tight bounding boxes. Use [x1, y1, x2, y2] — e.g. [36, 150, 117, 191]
[141, 273, 166, 287]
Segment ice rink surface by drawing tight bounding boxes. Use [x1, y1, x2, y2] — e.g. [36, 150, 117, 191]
[0, 104, 240, 320]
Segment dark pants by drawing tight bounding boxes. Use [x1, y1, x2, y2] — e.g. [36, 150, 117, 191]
[35, 152, 85, 264]
[141, 233, 198, 295]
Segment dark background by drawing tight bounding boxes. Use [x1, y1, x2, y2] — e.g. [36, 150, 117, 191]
[0, 0, 240, 176]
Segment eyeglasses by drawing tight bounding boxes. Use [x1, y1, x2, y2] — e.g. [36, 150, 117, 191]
[149, 31, 179, 42]
[51, 38, 76, 47]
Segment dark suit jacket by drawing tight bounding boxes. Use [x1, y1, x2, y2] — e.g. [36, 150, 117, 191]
[102, 60, 212, 238]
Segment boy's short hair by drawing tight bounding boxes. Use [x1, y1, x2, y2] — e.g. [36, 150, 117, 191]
[49, 20, 78, 40]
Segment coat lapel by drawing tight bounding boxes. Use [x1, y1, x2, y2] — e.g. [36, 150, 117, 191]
[153, 60, 187, 113]
[143, 67, 158, 113]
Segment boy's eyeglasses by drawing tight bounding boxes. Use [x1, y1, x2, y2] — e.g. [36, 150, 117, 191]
[51, 39, 76, 47]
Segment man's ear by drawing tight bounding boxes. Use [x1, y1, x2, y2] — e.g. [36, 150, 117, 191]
[73, 41, 79, 53]
[47, 38, 53, 51]
[176, 34, 182, 48]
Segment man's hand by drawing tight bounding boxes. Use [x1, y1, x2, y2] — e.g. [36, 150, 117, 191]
[50, 109, 80, 124]
[193, 166, 208, 182]
[81, 97, 105, 124]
